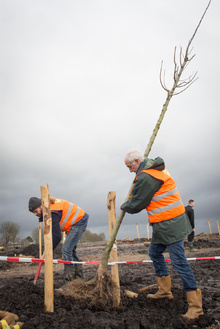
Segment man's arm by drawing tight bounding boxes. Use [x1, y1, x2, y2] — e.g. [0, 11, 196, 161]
[121, 173, 162, 214]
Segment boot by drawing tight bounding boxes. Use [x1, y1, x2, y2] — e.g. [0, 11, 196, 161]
[64, 264, 76, 282]
[75, 263, 83, 279]
[147, 275, 174, 300]
[188, 241, 197, 252]
[55, 264, 75, 292]
[182, 289, 204, 322]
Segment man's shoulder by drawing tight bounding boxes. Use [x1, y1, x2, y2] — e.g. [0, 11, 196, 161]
[51, 210, 62, 220]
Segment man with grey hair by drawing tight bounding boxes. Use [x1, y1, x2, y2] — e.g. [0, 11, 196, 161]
[121, 150, 203, 322]
[125, 150, 145, 165]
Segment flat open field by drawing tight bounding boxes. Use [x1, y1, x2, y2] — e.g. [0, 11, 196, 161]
[0, 233, 220, 329]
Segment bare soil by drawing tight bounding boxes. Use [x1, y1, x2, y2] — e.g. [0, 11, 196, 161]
[0, 233, 220, 329]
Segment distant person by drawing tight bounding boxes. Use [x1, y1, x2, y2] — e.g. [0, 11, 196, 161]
[120, 150, 203, 322]
[185, 199, 196, 252]
[28, 196, 88, 291]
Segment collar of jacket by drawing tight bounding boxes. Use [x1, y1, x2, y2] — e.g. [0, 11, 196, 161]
[136, 159, 147, 175]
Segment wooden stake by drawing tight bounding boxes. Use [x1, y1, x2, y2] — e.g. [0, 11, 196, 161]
[121, 238, 134, 242]
[208, 219, 212, 234]
[41, 184, 54, 313]
[39, 222, 42, 258]
[136, 223, 140, 239]
[62, 232, 66, 244]
[139, 284, 158, 293]
[216, 219, 220, 235]
[107, 191, 120, 308]
[124, 290, 138, 298]
[146, 222, 149, 240]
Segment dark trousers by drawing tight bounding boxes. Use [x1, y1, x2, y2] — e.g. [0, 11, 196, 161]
[188, 230, 194, 242]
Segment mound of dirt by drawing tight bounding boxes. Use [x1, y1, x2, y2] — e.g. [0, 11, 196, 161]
[0, 234, 220, 329]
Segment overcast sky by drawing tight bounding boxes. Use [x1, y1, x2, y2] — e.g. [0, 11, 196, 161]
[1, 0, 219, 241]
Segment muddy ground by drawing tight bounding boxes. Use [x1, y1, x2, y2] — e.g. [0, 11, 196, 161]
[0, 233, 220, 329]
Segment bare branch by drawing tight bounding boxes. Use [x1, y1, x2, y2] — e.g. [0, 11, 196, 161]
[186, 0, 211, 53]
[173, 78, 199, 95]
[160, 61, 169, 92]
[160, 0, 211, 98]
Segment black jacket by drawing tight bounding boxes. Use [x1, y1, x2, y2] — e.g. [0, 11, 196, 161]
[39, 210, 62, 250]
[185, 205, 195, 229]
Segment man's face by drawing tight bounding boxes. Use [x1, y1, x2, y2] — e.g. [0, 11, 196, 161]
[33, 206, 42, 217]
[125, 158, 141, 173]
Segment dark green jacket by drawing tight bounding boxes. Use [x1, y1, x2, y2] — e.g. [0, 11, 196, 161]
[121, 157, 192, 245]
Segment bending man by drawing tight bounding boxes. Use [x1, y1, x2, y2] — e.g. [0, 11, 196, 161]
[120, 150, 203, 322]
[29, 196, 88, 291]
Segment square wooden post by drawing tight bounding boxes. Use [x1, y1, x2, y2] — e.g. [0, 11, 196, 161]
[40, 184, 54, 313]
[107, 191, 120, 308]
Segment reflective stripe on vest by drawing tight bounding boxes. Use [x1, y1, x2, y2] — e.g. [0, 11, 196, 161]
[50, 198, 85, 233]
[151, 187, 178, 202]
[59, 203, 82, 230]
[135, 168, 185, 223]
[148, 199, 183, 215]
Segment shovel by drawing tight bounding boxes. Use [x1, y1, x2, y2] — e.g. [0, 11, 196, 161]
[33, 262, 43, 285]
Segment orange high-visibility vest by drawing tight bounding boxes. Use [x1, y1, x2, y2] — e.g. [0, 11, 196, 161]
[50, 197, 85, 233]
[135, 168, 185, 223]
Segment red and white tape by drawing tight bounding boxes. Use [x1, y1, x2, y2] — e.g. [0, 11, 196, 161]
[0, 255, 220, 266]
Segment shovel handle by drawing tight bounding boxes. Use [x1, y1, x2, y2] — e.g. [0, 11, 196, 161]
[33, 262, 43, 285]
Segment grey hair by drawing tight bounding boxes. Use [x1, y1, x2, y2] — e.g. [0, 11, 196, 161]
[125, 150, 144, 164]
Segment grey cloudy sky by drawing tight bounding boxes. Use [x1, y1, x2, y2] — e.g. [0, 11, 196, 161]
[1, 0, 219, 241]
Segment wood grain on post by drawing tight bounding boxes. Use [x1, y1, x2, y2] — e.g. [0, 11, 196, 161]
[41, 184, 54, 313]
[107, 191, 120, 308]
[39, 222, 42, 258]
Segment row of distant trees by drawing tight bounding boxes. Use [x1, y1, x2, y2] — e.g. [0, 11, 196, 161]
[0, 221, 20, 247]
[0, 221, 105, 247]
[31, 227, 106, 244]
[79, 229, 105, 243]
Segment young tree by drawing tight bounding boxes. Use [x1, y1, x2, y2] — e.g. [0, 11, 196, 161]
[99, 0, 211, 273]
[10, 223, 20, 247]
[62, 1, 211, 309]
